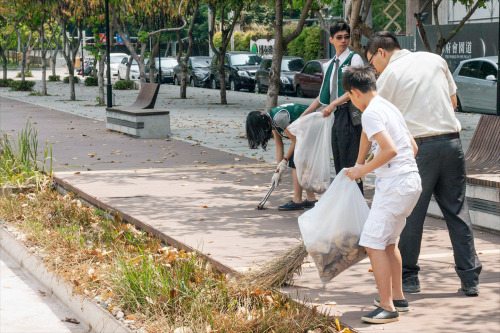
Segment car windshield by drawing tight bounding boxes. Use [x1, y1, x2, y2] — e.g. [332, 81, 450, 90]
[192, 58, 211, 68]
[158, 58, 178, 67]
[282, 58, 305, 72]
[110, 57, 125, 64]
[231, 54, 262, 66]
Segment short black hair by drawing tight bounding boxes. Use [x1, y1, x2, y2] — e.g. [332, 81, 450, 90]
[330, 20, 350, 37]
[341, 66, 377, 93]
[246, 111, 273, 150]
[364, 31, 401, 59]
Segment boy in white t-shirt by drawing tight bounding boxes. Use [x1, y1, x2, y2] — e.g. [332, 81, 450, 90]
[342, 66, 422, 324]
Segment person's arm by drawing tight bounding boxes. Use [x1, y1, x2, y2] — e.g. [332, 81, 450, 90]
[322, 93, 350, 117]
[409, 133, 418, 157]
[273, 129, 284, 163]
[283, 128, 296, 161]
[356, 131, 371, 164]
[300, 96, 322, 117]
[345, 130, 397, 180]
[450, 93, 457, 110]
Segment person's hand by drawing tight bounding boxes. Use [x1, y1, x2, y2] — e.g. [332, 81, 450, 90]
[345, 166, 365, 181]
[276, 159, 288, 173]
[322, 104, 335, 117]
[355, 163, 366, 182]
[271, 172, 281, 187]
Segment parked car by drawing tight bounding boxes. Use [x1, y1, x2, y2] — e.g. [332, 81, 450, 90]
[293, 59, 329, 98]
[117, 58, 148, 81]
[107, 53, 128, 78]
[208, 51, 262, 91]
[254, 56, 306, 95]
[453, 56, 497, 114]
[145, 57, 178, 83]
[172, 56, 212, 87]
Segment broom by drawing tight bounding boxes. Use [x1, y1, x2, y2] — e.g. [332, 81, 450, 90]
[238, 241, 308, 289]
[239, 153, 374, 289]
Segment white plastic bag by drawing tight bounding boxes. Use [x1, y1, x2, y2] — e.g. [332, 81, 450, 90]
[298, 169, 369, 286]
[288, 112, 334, 194]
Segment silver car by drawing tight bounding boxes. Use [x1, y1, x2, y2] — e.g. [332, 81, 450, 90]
[453, 56, 497, 114]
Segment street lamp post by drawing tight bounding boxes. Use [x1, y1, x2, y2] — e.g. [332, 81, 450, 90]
[105, 0, 112, 108]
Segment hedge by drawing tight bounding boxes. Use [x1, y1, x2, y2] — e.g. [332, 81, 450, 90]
[48, 75, 61, 82]
[9, 80, 36, 91]
[0, 78, 13, 87]
[84, 76, 98, 86]
[63, 76, 80, 83]
[113, 80, 135, 90]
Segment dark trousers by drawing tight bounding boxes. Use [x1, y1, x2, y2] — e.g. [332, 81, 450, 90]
[331, 106, 363, 193]
[399, 138, 482, 286]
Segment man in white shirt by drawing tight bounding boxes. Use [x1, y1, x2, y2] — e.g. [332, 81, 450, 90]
[364, 31, 482, 297]
[301, 20, 365, 191]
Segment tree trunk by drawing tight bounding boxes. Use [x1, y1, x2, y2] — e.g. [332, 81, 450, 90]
[40, 24, 47, 96]
[98, 51, 105, 104]
[126, 55, 133, 80]
[218, 53, 227, 105]
[265, 0, 284, 111]
[149, 35, 160, 83]
[1, 49, 7, 79]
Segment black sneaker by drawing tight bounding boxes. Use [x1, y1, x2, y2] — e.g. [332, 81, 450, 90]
[361, 306, 399, 324]
[278, 200, 304, 211]
[374, 298, 409, 312]
[402, 275, 420, 293]
[302, 199, 318, 208]
[461, 282, 479, 297]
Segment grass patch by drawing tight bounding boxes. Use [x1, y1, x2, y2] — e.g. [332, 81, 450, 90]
[0, 187, 350, 333]
[0, 121, 52, 187]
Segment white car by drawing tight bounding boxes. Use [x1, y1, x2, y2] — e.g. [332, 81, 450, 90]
[107, 53, 128, 78]
[117, 58, 147, 81]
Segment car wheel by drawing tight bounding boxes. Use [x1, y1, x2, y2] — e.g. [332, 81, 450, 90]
[296, 85, 304, 98]
[456, 97, 463, 112]
[156, 75, 161, 84]
[230, 79, 239, 91]
[211, 77, 217, 89]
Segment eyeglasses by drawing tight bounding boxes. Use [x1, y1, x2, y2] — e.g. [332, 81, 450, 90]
[334, 34, 350, 40]
[368, 52, 377, 65]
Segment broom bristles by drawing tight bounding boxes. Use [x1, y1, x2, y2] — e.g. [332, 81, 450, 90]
[238, 242, 308, 289]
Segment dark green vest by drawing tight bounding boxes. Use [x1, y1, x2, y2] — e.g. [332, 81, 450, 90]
[268, 103, 308, 138]
[319, 52, 356, 105]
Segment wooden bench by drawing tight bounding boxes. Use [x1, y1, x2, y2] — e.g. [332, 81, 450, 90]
[426, 115, 499, 233]
[106, 83, 170, 139]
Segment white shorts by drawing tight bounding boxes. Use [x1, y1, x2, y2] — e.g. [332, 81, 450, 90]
[359, 172, 422, 250]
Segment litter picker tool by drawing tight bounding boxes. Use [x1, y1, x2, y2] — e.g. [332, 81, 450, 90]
[257, 183, 275, 210]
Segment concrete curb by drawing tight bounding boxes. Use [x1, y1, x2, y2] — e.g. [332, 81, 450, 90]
[0, 227, 131, 333]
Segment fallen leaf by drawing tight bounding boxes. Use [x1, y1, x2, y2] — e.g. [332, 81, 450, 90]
[325, 301, 337, 305]
[201, 205, 208, 208]
[368, 269, 373, 272]
[74, 172, 80, 175]
[61, 318, 80, 324]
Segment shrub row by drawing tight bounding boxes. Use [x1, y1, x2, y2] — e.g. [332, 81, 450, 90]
[113, 80, 135, 90]
[84, 76, 98, 86]
[48, 75, 61, 82]
[63, 76, 80, 84]
[9, 80, 36, 91]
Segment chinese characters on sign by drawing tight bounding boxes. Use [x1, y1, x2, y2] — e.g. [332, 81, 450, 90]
[443, 40, 473, 60]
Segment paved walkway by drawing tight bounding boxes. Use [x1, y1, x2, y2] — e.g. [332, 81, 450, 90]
[1, 86, 499, 333]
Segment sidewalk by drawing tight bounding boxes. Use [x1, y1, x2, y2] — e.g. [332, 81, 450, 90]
[1, 89, 499, 332]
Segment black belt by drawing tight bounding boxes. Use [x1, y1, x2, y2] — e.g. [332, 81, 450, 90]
[414, 132, 460, 145]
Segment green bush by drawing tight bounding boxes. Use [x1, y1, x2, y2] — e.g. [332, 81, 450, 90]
[9, 80, 36, 91]
[48, 75, 61, 82]
[63, 76, 80, 84]
[0, 78, 13, 87]
[84, 76, 98, 86]
[16, 71, 34, 78]
[113, 80, 135, 90]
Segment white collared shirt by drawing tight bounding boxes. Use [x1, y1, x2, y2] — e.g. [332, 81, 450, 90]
[376, 49, 461, 138]
[319, 48, 364, 103]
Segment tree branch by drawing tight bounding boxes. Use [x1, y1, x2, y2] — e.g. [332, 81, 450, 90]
[311, 8, 329, 34]
[443, 0, 481, 46]
[284, 0, 314, 45]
